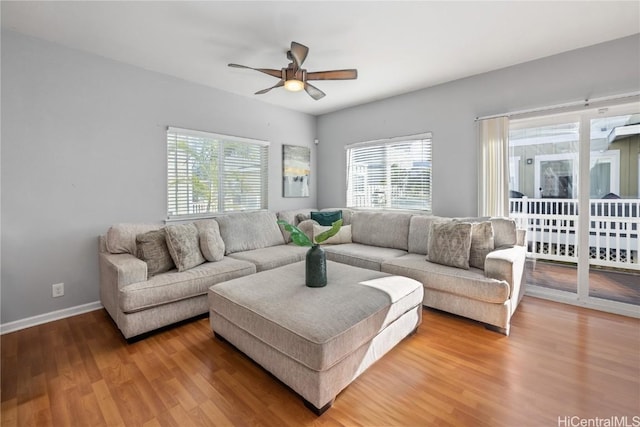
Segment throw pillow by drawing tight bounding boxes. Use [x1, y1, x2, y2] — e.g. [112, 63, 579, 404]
[106, 223, 161, 255]
[427, 222, 473, 270]
[491, 217, 518, 248]
[310, 210, 342, 226]
[195, 220, 225, 262]
[295, 212, 311, 224]
[313, 224, 352, 245]
[165, 223, 206, 272]
[468, 221, 494, 270]
[136, 229, 175, 277]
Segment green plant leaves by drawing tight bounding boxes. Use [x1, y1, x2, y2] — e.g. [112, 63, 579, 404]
[277, 218, 344, 246]
[277, 220, 313, 247]
[314, 219, 343, 244]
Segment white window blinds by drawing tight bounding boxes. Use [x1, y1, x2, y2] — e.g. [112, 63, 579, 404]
[346, 134, 432, 211]
[167, 127, 268, 219]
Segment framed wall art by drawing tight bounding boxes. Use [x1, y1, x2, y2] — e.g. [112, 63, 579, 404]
[282, 145, 310, 198]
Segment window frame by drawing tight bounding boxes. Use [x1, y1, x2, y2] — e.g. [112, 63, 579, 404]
[166, 126, 269, 220]
[345, 132, 433, 212]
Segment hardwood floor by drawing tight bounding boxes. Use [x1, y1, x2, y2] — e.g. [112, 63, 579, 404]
[2, 297, 639, 426]
[527, 259, 640, 305]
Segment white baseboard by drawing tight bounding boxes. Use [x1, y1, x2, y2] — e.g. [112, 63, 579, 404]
[1, 301, 103, 335]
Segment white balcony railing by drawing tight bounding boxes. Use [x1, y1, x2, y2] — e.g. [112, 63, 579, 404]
[510, 197, 640, 271]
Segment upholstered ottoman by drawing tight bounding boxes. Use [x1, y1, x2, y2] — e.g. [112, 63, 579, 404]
[208, 261, 423, 414]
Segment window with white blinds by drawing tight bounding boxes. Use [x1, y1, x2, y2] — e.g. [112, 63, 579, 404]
[346, 133, 432, 211]
[167, 127, 269, 219]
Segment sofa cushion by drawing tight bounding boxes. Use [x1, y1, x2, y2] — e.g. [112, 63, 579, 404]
[427, 221, 472, 270]
[106, 223, 161, 255]
[313, 224, 352, 245]
[217, 211, 285, 255]
[468, 221, 495, 270]
[135, 229, 175, 277]
[407, 215, 449, 255]
[311, 210, 342, 226]
[165, 223, 206, 272]
[351, 211, 412, 250]
[195, 220, 225, 262]
[227, 244, 307, 272]
[491, 217, 517, 248]
[119, 258, 256, 313]
[323, 243, 407, 271]
[381, 253, 510, 304]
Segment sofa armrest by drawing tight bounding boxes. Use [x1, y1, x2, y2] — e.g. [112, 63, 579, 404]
[516, 228, 527, 247]
[100, 252, 148, 289]
[99, 250, 147, 322]
[484, 245, 526, 300]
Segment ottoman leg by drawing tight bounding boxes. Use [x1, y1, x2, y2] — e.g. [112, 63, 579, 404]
[303, 398, 334, 416]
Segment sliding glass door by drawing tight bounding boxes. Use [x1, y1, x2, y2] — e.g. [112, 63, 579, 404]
[587, 110, 640, 308]
[509, 116, 581, 296]
[508, 102, 640, 316]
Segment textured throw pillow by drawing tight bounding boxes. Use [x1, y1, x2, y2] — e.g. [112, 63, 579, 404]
[491, 218, 518, 248]
[311, 210, 342, 226]
[313, 224, 352, 245]
[427, 222, 473, 270]
[195, 220, 225, 262]
[468, 221, 495, 270]
[106, 223, 161, 255]
[165, 223, 206, 272]
[295, 212, 311, 224]
[136, 229, 175, 277]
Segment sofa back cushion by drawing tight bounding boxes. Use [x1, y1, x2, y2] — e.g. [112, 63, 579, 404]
[216, 211, 285, 255]
[407, 215, 449, 255]
[106, 223, 161, 255]
[491, 217, 517, 248]
[351, 211, 412, 250]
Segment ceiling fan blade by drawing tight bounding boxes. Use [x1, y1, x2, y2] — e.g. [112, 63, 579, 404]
[255, 80, 284, 95]
[290, 42, 309, 69]
[304, 82, 326, 100]
[228, 63, 282, 79]
[306, 69, 358, 80]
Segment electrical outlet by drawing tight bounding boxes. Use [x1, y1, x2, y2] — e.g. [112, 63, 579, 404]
[52, 283, 64, 298]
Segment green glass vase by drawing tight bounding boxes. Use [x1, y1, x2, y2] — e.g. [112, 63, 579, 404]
[305, 244, 327, 287]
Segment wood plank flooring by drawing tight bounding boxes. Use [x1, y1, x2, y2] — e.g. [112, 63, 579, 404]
[527, 259, 640, 305]
[2, 297, 639, 426]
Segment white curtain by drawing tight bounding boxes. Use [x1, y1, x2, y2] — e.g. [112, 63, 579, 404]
[477, 116, 509, 217]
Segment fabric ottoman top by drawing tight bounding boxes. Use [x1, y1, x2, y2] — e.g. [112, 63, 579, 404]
[208, 261, 423, 371]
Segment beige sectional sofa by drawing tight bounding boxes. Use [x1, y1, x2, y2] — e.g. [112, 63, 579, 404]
[99, 211, 307, 339]
[99, 208, 526, 339]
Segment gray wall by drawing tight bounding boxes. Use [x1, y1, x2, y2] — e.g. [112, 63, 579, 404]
[1, 31, 317, 324]
[316, 34, 640, 216]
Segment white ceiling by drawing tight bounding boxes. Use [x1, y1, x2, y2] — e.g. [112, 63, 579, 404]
[2, 1, 639, 116]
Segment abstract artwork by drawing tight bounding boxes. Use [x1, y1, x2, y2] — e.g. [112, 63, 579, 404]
[283, 145, 310, 197]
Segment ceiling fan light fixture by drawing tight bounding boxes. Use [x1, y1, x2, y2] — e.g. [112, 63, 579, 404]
[284, 79, 304, 92]
[229, 41, 357, 100]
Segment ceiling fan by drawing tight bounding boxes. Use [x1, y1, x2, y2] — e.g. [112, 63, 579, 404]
[229, 41, 358, 100]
